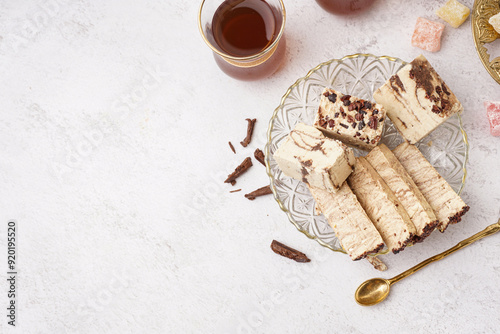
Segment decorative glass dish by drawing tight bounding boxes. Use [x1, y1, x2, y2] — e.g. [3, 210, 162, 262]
[265, 54, 468, 254]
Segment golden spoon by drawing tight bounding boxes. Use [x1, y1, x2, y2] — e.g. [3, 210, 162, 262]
[355, 219, 500, 306]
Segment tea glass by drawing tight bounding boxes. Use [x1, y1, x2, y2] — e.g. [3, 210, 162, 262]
[198, 0, 286, 81]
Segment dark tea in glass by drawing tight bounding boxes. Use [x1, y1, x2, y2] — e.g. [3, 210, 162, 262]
[198, 0, 286, 81]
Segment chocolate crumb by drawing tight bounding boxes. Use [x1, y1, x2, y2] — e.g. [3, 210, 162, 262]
[327, 93, 337, 103]
[254, 148, 266, 166]
[230, 189, 242, 193]
[245, 185, 272, 200]
[334, 112, 340, 118]
[347, 115, 354, 123]
[340, 123, 349, 129]
[343, 99, 351, 106]
[323, 91, 330, 97]
[358, 120, 366, 130]
[270, 240, 311, 263]
[432, 105, 442, 114]
[355, 113, 363, 121]
[328, 119, 335, 127]
[372, 109, 379, 115]
[229, 141, 236, 154]
[368, 116, 378, 130]
[224, 157, 253, 185]
[340, 95, 351, 101]
[352, 122, 357, 128]
[240, 118, 257, 147]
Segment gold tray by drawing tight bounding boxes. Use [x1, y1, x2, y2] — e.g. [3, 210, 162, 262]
[472, 0, 500, 84]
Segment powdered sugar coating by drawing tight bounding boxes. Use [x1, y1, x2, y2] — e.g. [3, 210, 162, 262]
[485, 101, 500, 136]
[489, 12, 500, 34]
[436, 0, 470, 28]
[411, 17, 445, 52]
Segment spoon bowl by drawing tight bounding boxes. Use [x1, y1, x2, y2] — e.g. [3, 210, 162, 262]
[355, 278, 391, 306]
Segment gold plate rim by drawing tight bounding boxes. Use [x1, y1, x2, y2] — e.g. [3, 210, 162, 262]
[264, 53, 469, 255]
[471, 0, 500, 85]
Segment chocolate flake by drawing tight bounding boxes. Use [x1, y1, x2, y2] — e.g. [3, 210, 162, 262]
[240, 118, 257, 147]
[340, 123, 349, 129]
[270, 240, 311, 263]
[254, 148, 266, 166]
[245, 185, 272, 200]
[228, 141, 236, 154]
[230, 189, 242, 193]
[224, 157, 253, 185]
[358, 120, 366, 130]
[368, 116, 378, 130]
[432, 105, 442, 114]
[327, 93, 337, 103]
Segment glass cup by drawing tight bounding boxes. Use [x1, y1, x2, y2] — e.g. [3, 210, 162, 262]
[198, 0, 286, 81]
[315, 0, 375, 15]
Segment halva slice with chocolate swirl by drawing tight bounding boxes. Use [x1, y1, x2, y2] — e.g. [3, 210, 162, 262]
[314, 88, 386, 151]
[273, 123, 355, 192]
[392, 142, 469, 232]
[347, 157, 416, 254]
[373, 55, 463, 144]
[308, 183, 385, 261]
[366, 144, 438, 242]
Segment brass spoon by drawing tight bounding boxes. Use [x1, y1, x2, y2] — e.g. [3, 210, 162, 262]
[355, 219, 500, 306]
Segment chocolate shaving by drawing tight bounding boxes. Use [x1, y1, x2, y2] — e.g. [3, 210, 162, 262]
[245, 185, 272, 200]
[224, 157, 253, 185]
[270, 240, 311, 263]
[240, 118, 256, 147]
[254, 148, 265, 166]
[228, 141, 236, 154]
[230, 189, 241, 193]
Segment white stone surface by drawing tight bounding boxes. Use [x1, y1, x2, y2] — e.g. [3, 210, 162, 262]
[0, 0, 499, 333]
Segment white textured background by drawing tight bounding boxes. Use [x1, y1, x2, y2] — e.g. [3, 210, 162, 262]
[1, 0, 499, 333]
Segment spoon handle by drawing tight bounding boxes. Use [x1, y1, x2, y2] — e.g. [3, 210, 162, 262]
[389, 219, 500, 285]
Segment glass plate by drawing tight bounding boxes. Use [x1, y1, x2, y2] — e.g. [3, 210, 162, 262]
[265, 54, 469, 254]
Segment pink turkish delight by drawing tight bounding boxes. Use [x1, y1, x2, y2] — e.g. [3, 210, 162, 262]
[411, 17, 445, 52]
[485, 101, 500, 136]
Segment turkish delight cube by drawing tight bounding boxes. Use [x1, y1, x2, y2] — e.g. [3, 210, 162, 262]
[485, 101, 500, 136]
[489, 12, 500, 34]
[411, 17, 445, 52]
[436, 0, 470, 28]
